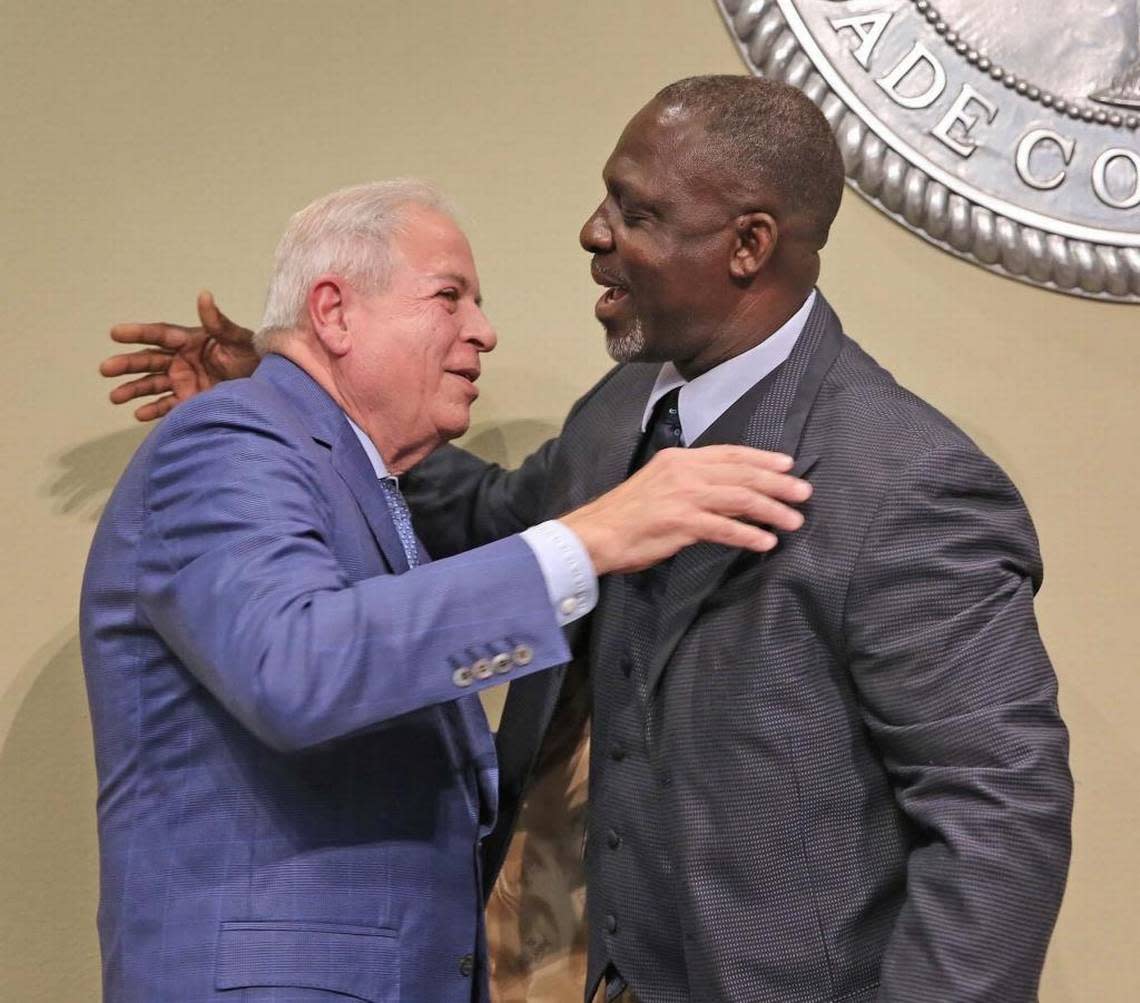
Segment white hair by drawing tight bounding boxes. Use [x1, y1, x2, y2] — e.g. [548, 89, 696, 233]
[255, 178, 454, 355]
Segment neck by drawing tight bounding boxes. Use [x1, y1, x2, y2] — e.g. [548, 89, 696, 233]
[274, 341, 433, 476]
[673, 283, 813, 381]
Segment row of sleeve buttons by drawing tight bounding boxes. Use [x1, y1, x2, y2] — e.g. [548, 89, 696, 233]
[451, 644, 534, 688]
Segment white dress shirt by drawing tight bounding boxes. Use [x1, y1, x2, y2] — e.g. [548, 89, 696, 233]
[640, 289, 816, 443]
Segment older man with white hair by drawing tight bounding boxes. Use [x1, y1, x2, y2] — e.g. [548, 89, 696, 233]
[80, 179, 810, 1002]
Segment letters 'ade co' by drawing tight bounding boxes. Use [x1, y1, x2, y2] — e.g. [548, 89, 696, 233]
[714, 0, 1140, 302]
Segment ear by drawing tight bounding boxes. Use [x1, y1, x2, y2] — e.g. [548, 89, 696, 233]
[729, 211, 778, 280]
[307, 275, 352, 356]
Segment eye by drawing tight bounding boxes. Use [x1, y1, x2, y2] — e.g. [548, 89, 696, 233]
[436, 288, 460, 309]
[618, 201, 651, 226]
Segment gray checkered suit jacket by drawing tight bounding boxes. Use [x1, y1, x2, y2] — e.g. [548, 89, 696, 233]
[408, 293, 1072, 1002]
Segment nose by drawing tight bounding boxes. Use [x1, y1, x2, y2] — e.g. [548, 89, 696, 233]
[580, 201, 613, 253]
[465, 304, 497, 352]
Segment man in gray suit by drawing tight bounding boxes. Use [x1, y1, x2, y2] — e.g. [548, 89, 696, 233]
[103, 76, 1071, 1002]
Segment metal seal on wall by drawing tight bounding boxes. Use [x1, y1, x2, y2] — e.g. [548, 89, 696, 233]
[713, 0, 1140, 301]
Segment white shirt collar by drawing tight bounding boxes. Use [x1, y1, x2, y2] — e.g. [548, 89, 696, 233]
[344, 415, 392, 481]
[640, 289, 817, 444]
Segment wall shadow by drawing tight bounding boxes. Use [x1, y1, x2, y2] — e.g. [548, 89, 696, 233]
[462, 419, 559, 470]
[0, 632, 101, 998]
[44, 425, 150, 521]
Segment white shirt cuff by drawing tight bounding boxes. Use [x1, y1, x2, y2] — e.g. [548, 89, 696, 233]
[520, 520, 598, 626]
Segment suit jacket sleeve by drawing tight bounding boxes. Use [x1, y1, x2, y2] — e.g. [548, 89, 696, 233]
[403, 366, 625, 557]
[137, 397, 571, 754]
[843, 442, 1072, 1002]
[403, 438, 559, 558]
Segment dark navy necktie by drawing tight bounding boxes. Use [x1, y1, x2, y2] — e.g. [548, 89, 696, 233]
[633, 386, 685, 472]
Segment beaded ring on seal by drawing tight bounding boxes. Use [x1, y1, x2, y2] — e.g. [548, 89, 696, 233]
[714, 0, 1140, 302]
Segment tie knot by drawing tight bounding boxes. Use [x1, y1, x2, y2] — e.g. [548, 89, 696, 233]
[632, 386, 685, 473]
[649, 387, 684, 445]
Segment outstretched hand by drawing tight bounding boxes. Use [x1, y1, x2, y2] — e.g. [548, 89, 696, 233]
[101, 291, 259, 421]
[561, 445, 811, 575]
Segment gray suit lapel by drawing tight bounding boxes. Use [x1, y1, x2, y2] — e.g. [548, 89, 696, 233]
[643, 294, 844, 698]
[565, 365, 656, 511]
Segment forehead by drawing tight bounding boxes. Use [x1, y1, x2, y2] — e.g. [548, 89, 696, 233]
[603, 103, 722, 201]
[391, 205, 477, 277]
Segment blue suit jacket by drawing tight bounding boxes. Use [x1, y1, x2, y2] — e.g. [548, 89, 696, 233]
[79, 354, 571, 1002]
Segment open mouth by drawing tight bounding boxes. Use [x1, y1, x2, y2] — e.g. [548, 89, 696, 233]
[591, 261, 630, 319]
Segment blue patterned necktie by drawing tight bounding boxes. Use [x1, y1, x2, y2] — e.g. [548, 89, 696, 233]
[379, 476, 420, 570]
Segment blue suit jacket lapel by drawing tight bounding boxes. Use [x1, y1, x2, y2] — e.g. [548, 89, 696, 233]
[329, 424, 412, 575]
[253, 354, 411, 575]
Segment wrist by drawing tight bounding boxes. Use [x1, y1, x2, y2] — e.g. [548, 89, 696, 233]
[560, 508, 616, 576]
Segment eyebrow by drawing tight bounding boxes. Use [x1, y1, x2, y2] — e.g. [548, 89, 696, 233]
[431, 272, 482, 307]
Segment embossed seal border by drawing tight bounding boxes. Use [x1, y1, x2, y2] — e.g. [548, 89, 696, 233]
[714, 0, 1140, 302]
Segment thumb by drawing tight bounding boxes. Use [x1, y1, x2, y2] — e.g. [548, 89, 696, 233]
[196, 289, 243, 341]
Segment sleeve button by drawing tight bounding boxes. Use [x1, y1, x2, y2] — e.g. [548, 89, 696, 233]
[452, 666, 474, 688]
[472, 658, 493, 680]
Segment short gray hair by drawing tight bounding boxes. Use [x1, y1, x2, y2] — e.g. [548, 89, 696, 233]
[255, 179, 454, 354]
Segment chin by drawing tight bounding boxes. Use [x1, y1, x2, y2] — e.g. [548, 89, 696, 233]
[436, 410, 473, 442]
[605, 320, 650, 363]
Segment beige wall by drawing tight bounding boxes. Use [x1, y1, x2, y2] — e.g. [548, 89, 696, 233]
[2, 1, 1136, 999]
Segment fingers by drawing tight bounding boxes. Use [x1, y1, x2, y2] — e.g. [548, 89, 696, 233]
[99, 348, 173, 378]
[640, 449, 811, 506]
[640, 445, 803, 483]
[108, 373, 173, 404]
[690, 444, 796, 472]
[696, 462, 812, 505]
[109, 322, 189, 351]
[133, 394, 178, 423]
[688, 513, 779, 553]
[701, 485, 805, 532]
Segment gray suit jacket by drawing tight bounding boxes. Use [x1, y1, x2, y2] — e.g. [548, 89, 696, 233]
[407, 294, 1072, 1002]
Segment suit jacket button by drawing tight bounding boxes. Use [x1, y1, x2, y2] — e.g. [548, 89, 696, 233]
[512, 644, 534, 666]
[452, 666, 474, 688]
[492, 652, 513, 674]
[606, 828, 621, 850]
[472, 658, 493, 680]
[619, 654, 633, 678]
[458, 953, 474, 977]
[610, 744, 627, 762]
[605, 914, 618, 934]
